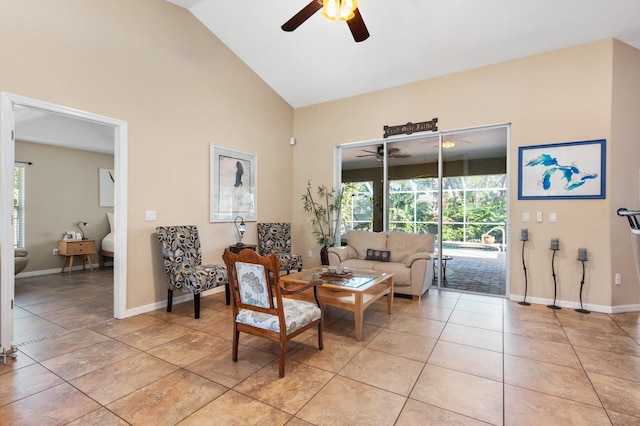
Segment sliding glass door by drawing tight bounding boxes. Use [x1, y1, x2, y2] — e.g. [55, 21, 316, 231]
[339, 124, 509, 296]
[437, 127, 508, 295]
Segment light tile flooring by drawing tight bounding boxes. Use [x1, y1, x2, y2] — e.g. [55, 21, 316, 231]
[3, 270, 640, 425]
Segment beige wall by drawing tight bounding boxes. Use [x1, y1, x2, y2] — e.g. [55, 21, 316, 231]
[610, 40, 640, 306]
[1, 0, 294, 310]
[2, 1, 638, 312]
[16, 141, 114, 272]
[293, 39, 640, 310]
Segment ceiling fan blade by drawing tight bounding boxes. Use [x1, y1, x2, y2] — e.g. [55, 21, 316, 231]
[356, 153, 376, 157]
[281, 1, 323, 32]
[391, 153, 411, 158]
[347, 8, 369, 42]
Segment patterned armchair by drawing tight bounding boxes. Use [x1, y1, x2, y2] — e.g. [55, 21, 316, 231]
[156, 226, 228, 319]
[257, 223, 303, 274]
[222, 249, 324, 378]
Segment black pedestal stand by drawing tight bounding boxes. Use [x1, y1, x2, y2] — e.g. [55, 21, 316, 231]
[547, 248, 561, 310]
[518, 239, 530, 306]
[576, 259, 590, 314]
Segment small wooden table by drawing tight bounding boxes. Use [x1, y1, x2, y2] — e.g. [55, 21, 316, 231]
[280, 267, 394, 341]
[58, 239, 96, 274]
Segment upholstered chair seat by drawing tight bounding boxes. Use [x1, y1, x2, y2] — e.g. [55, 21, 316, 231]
[156, 225, 229, 318]
[14, 249, 29, 275]
[257, 223, 303, 274]
[223, 249, 324, 378]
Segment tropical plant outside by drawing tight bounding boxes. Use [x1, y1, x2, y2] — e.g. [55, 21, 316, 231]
[342, 174, 506, 243]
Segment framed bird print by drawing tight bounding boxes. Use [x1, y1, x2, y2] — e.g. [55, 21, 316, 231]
[210, 144, 257, 222]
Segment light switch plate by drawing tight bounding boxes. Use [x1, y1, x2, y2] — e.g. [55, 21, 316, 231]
[536, 211, 543, 222]
[145, 210, 157, 221]
[522, 212, 530, 222]
[549, 212, 557, 223]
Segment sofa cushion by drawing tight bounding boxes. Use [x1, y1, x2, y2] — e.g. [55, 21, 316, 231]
[372, 262, 410, 287]
[365, 249, 390, 262]
[387, 232, 434, 263]
[340, 259, 382, 270]
[348, 230, 387, 260]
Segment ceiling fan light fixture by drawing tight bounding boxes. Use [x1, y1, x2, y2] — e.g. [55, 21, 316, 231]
[442, 140, 456, 149]
[322, 0, 358, 22]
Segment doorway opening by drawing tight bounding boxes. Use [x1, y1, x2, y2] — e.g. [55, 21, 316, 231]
[1, 93, 128, 357]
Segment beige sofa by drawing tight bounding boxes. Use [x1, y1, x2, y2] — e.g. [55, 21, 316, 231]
[327, 230, 434, 299]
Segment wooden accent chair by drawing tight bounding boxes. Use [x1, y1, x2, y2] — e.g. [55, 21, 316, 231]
[156, 226, 229, 318]
[222, 249, 324, 377]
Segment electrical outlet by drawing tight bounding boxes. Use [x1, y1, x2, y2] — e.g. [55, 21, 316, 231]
[549, 212, 557, 223]
[307, 250, 313, 258]
[52, 248, 59, 256]
[615, 273, 621, 285]
[536, 211, 543, 222]
[522, 212, 530, 222]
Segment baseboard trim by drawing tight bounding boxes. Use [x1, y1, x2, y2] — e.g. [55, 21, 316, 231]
[16, 264, 105, 277]
[125, 286, 225, 318]
[509, 294, 640, 314]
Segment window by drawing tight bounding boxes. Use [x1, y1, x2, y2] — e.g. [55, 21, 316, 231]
[388, 174, 506, 243]
[13, 163, 26, 248]
[340, 181, 373, 234]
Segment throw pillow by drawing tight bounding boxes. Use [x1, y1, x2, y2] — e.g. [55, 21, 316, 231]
[365, 248, 391, 262]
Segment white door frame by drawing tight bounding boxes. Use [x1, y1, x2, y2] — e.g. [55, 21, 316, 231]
[0, 92, 128, 355]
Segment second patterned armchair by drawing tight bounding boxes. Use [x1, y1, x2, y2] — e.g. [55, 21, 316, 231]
[257, 223, 303, 274]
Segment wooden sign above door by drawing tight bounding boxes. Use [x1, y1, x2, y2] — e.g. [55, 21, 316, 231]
[383, 118, 438, 138]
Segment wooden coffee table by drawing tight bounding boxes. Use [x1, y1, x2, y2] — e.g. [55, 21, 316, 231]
[280, 267, 394, 341]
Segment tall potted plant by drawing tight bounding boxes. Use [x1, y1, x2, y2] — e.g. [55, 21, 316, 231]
[301, 180, 343, 265]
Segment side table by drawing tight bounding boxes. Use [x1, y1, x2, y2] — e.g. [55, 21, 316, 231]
[227, 244, 257, 254]
[433, 254, 453, 287]
[58, 239, 96, 274]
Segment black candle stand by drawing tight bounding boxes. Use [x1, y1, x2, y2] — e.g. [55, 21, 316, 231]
[576, 259, 590, 314]
[518, 239, 530, 306]
[547, 248, 561, 310]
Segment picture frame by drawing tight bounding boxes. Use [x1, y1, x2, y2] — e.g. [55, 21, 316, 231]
[210, 144, 257, 222]
[99, 168, 115, 207]
[518, 139, 606, 200]
[63, 231, 77, 241]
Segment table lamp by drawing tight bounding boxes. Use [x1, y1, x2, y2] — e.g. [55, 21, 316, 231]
[234, 216, 247, 246]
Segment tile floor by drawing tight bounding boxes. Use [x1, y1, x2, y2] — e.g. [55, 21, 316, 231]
[3, 270, 640, 425]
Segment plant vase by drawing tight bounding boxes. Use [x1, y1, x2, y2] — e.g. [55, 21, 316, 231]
[320, 246, 329, 266]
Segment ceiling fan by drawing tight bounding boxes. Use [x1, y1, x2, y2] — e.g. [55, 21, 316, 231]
[357, 146, 411, 160]
[281, 0, 370, 42]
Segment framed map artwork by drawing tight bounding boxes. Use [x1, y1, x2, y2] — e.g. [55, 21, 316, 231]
[518, 139, 605, 200]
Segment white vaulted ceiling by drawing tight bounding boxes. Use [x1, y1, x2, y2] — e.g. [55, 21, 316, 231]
[167, 0, 640, 108]
[15, 1, 640, 149]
